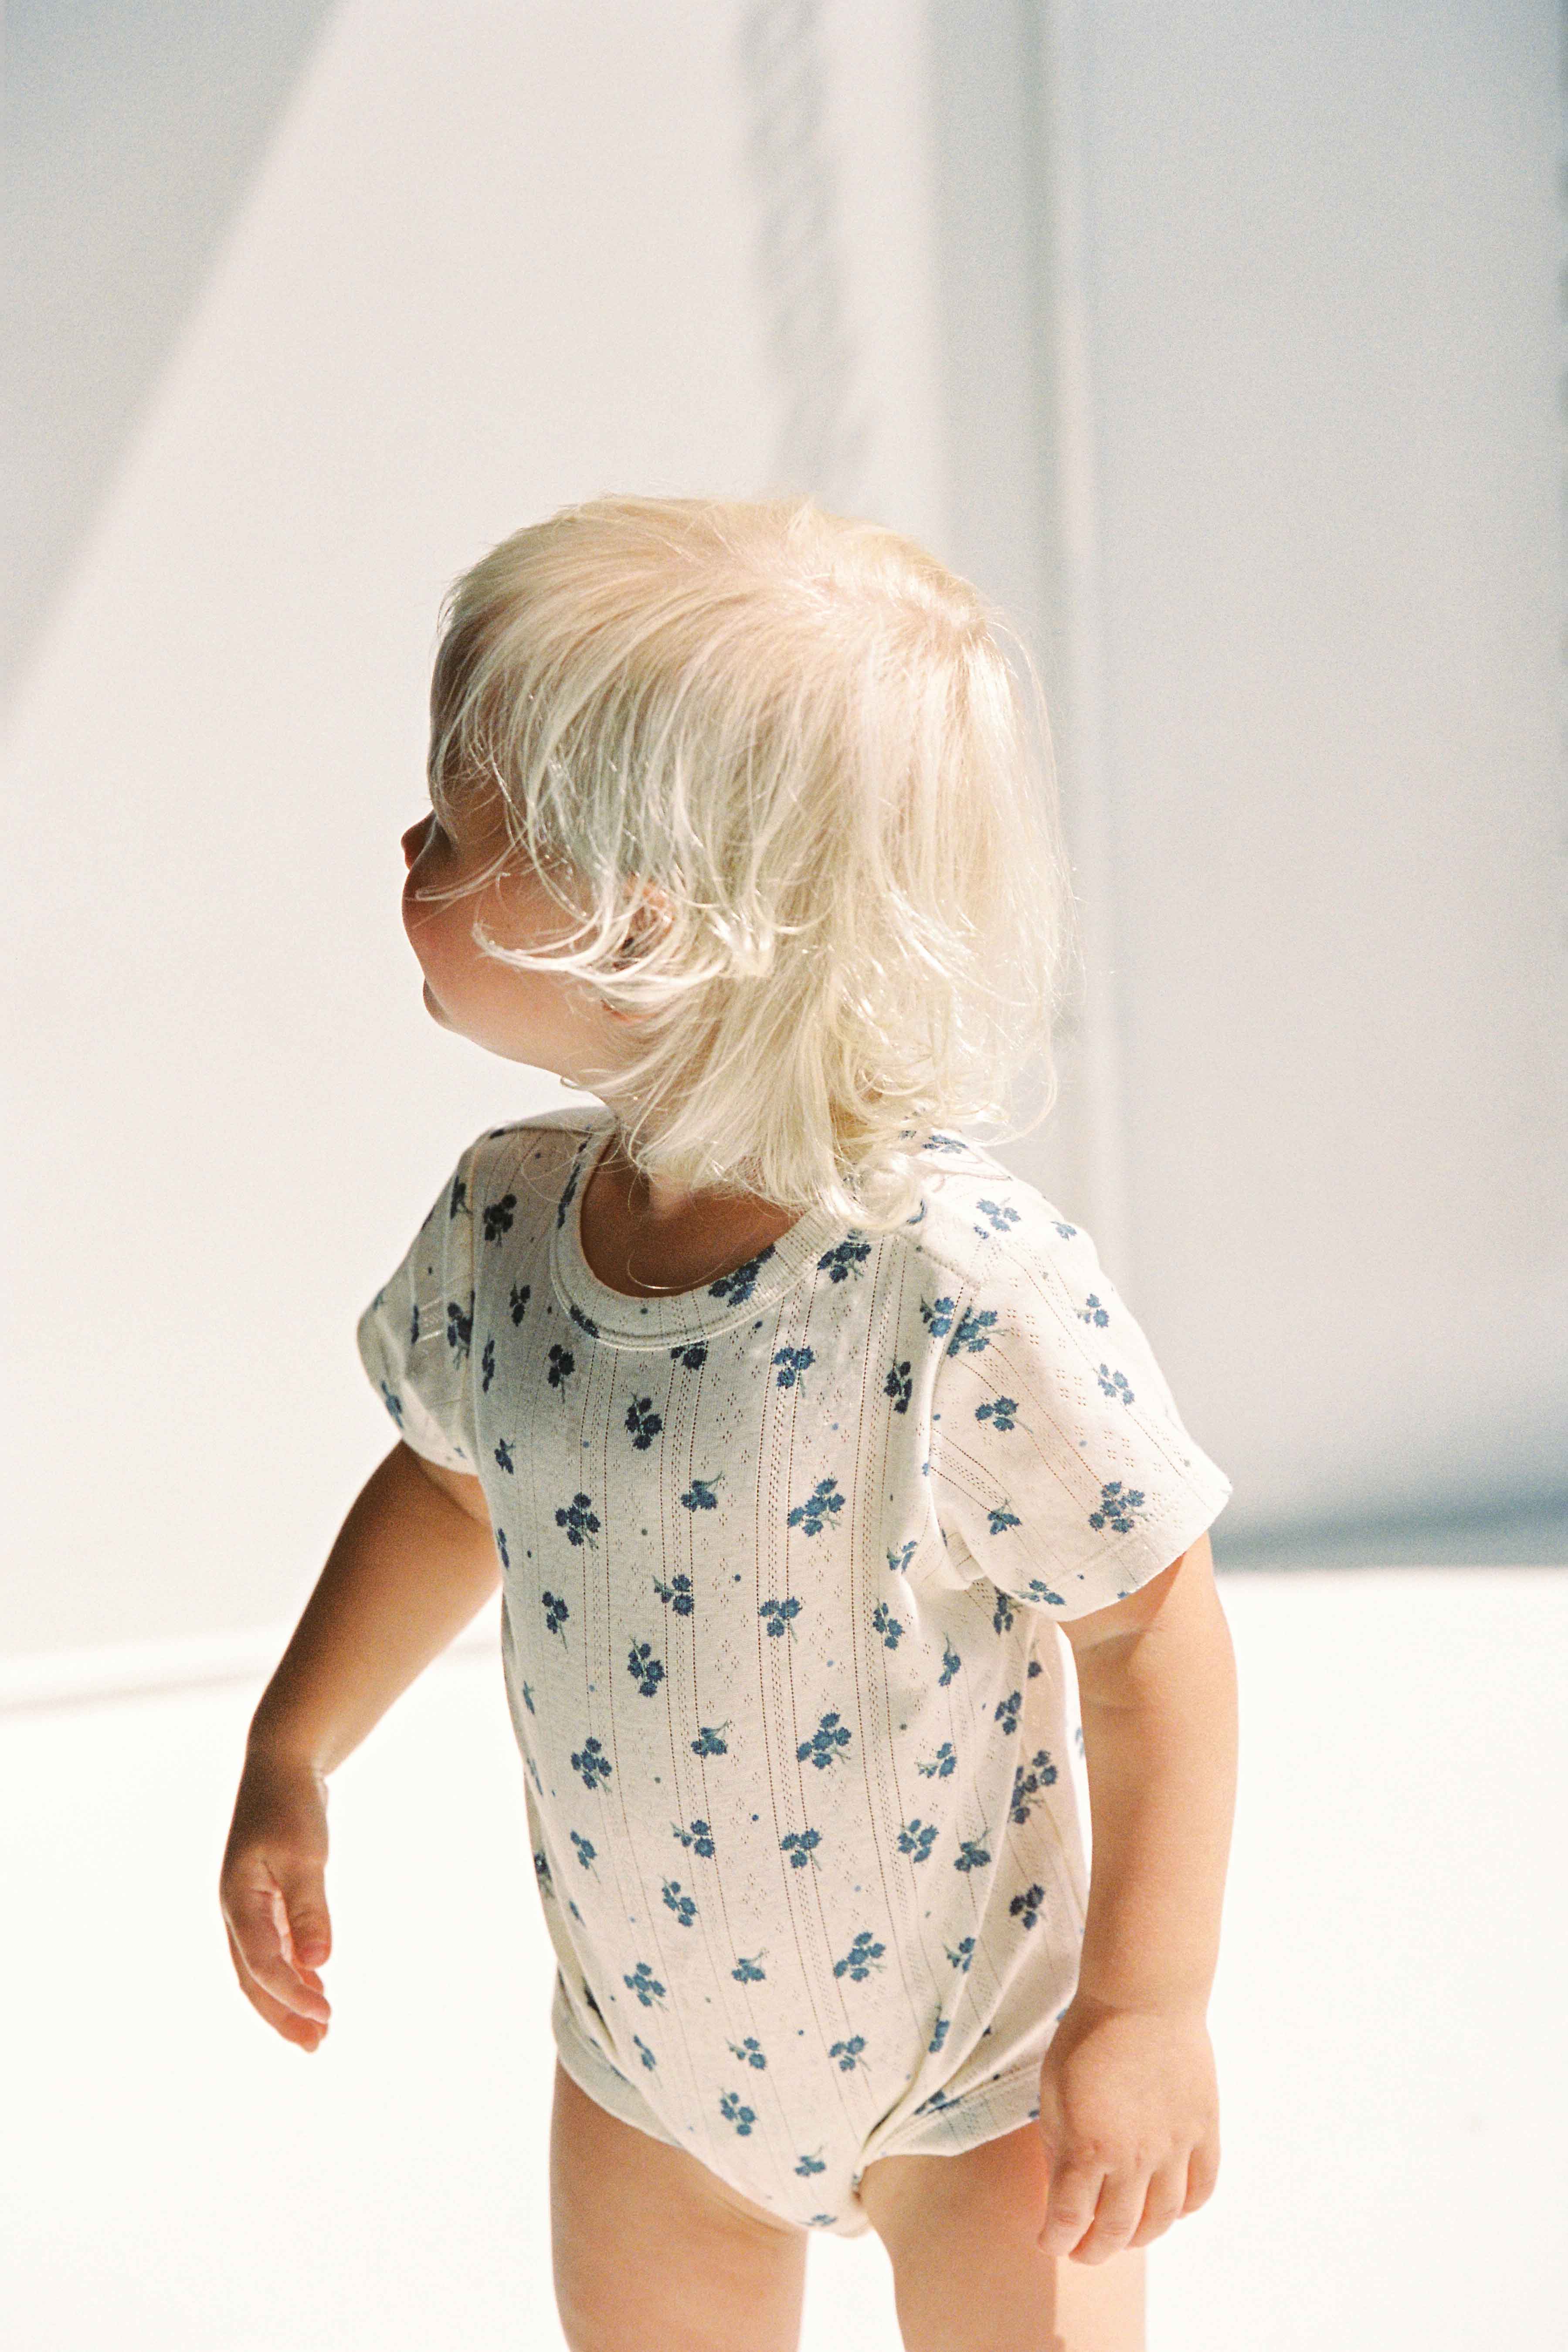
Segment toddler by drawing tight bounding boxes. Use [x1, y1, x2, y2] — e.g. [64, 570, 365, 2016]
[221, 495, 1238, 2352]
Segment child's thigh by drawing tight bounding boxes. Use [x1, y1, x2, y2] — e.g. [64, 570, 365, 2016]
[548, 2059, 808, 2352]
[857, 2124, 1145, 2352]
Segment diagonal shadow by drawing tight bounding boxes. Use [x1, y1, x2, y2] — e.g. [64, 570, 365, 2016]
[2, 0, 339, 719]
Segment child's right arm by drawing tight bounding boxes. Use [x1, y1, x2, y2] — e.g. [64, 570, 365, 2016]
[218, 1439, 501, 2050]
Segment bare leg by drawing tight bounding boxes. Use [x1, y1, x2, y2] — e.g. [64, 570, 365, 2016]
[858, 2123, 1145, 2352]
[548, 2058, 809, 2352]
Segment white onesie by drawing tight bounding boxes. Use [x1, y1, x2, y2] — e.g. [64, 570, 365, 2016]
[356, 1107, 1232, 2237]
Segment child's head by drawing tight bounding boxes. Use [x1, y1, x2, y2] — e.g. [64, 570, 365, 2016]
[409, 492, 1081, 1236]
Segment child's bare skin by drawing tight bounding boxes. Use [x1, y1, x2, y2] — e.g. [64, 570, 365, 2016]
[551, 2054, 1146, 2352]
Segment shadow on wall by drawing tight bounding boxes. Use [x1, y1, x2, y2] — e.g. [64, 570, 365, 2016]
[1213, 1499, 1568, 1571]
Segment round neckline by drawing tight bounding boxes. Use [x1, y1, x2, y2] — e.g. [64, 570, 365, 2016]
[549, 1116, 850, 1350]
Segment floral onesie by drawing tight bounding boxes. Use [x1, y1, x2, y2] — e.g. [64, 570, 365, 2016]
[356, 1107, 1232, 2238]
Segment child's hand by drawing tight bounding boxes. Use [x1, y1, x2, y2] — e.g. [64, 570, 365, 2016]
[219, 1749, 334, 2052]
[1034, 1992, 1219, 2259]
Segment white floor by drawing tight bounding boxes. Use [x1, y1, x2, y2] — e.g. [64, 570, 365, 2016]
[2, 1567, 1563, 2352]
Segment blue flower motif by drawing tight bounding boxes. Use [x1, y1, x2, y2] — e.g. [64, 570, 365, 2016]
[494, 1433, 514, 1473]
[818, 1235, 871, 1284]
[929, 2013, 950, 2053]
[992, 1589, 1016, 1635]
[832, 1930, 886, 1982]
[567, 1303, 600, 1338]
[797, 1711, 852, 1771]
[546, 1341, 576, 1391]
[916, 1741, 957, 1780]
[708, 1246, 776, 1307]
[897, 1819, 937, 1865]
[508, 1280, 531, 1325]
[542, 1590, 569, 1642]
[482, 1193, 515, 1243]
[625, 1395, 663, 1449]
[627, 1640, 665, 1696]
[662, 1879, 697, 1927]
[920, 1293, 959, 1340]
[555, 1491, 601, 1549]
[954, 1835, 992, 1874]
[633, 2034, 657, 2071]
[623, 1962, 666, 2008]
[727, 2035, 767, 2071]
[871, 1601, 904, 1649]
[731, 1952, 768, 1984]
[787, 1475, 845, 1536]
[669, 1340, 708, 1370]
[672, 1818, 716, 1859]
[446, 1293, 474, 1359]
[758, 1596, 801, 1640]
[780, 1827, 822, 1871]
[976, 1394, 1019, 1432]
[1010, 1882, 1046, 1931]
[494, 1525, 509, 1568]
[1009, 1748, 1059, 1824]
[937, 1639, 962, 1687]
[719, 2088, 758, 2134]
[481, 1335, 496, 1394]
[652, 1571, 695, 1616]
[1078, 1292, 1111, 1330]
[772, 1345, 816, 1390]
[1089, 1480, 1147, 1534]
[692, 1722, 731, 1757]
[570, 1735, 613, 1792]
[569, 1829, 598, 1873]
[828, 2035, 866, 2073]
[975, 1198, 1022, 1236]
[679, 1475, 721, 1513]
[944, 1935, 976, 1973]
[1096, 1364, 1135, 1407]
[884, 1358, 913, 1412]
[994, 1690, 1023, 1737]
[947, 1306, 997, 1357]
[795, 2150, 826, 2178]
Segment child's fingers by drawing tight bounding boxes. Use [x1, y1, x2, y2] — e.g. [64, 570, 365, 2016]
[270, 1864, 333, 1970]
[228, 1884, 332, 2023]
[224, 1919, 328, 2050]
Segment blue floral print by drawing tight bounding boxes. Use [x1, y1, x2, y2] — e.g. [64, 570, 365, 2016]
[355, 1113, 1232, 2243]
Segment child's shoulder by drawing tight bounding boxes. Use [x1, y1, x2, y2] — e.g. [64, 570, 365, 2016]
[897, 1129, 1091, 1302]
[452, 1106, 602, 1199]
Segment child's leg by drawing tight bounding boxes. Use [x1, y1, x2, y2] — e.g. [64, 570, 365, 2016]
[548, 2059, 809, 2352]
[857, 2123, 1145, 2352]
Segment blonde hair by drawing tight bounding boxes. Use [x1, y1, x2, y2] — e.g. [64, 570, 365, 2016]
[420, 492, 1083, 1237]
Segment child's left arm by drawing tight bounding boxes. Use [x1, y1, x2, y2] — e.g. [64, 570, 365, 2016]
[1035, 1529, 1239, 2261]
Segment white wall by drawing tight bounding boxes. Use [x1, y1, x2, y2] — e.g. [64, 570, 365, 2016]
[0, 0, 948, 1655]
[1044, 0, 1567, 1544]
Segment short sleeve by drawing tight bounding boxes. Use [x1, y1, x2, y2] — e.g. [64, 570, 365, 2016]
[355, 1142, 480, 1474]
[927, 1223, 1232, 1621]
